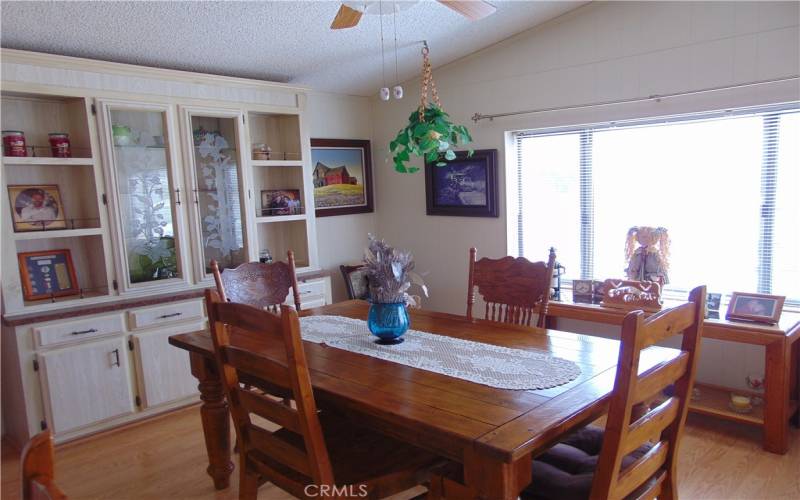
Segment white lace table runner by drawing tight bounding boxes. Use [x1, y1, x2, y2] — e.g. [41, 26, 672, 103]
[299, 315, 580, 390]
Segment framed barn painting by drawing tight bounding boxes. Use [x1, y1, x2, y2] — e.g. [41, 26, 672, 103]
[425, 149, 498, 217]
[311, 139, 374, 217]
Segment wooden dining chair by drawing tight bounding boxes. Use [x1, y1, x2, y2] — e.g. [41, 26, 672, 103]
[21, 430, 67, 500]
[523, 285, 707, 500]
[204, 288, 441, 499]
[211, 250, 301, 311]
[466, 247, 557, 328]
[340, 263, 370, 300]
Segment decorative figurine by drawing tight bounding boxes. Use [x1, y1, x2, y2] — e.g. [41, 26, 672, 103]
[624, 226, 670, 285]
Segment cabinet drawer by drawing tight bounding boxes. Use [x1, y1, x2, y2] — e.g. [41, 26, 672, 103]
[128, 300, 204, 330]
[35, 314, 125, 348]
[301, 296, 327, 310]
[297, 279, 326, 300]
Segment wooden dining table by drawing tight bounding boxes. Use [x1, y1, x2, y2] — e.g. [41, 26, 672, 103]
[168, 300, 681, 500]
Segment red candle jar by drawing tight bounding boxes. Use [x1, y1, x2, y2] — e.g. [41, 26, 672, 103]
[49, 133, 71, 158]
[3, 130, 27, 157]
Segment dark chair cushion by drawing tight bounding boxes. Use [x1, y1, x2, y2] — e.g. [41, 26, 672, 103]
[522, 426, 653, 500]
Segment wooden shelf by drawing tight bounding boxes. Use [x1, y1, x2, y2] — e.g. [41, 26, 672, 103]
[13, 228, 104, 241]
[689, 383, 764, 426]
[251, 160, 303, 167]
[3, 156, 94, 166]
[254, 214, 307, 223]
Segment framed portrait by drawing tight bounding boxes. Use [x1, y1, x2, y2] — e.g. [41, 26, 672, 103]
[725, 292, 785, 325]
[8, 184, 66, 232]
[311, 139, 373, 217]
[261, 189, 302, 216]
[425, 149, 498, 217]
[18, 249, 79, 301]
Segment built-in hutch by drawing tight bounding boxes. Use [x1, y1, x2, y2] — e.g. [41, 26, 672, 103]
[1, 49, 331, 446]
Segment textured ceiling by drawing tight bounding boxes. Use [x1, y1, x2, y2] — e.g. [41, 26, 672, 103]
[0, 1, 585, 96]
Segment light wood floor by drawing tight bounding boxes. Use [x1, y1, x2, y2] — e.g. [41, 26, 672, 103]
[2, 406, 798, 499]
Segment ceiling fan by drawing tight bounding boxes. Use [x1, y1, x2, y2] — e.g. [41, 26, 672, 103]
[331, 1, 497, 29]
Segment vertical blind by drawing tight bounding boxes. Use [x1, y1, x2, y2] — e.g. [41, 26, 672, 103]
[513, 104, 800, 304]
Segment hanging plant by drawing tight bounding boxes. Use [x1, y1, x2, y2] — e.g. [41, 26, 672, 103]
[389, 44, 473, 173]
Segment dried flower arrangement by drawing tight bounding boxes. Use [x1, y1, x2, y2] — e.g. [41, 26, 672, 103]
[364, 235, 428, 306]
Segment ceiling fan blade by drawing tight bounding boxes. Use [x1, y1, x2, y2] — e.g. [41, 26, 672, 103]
[331, 4, 363, 29]
[437, 0, 497, 21]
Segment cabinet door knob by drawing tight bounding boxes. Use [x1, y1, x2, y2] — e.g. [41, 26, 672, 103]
[111, 349, 121, 367]
[71, 328, 98, 335]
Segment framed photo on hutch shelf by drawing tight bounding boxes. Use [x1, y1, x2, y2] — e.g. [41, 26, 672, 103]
[725, 292, 785, 325]
[18, 249, 79, 301]
[261, 189, 302, 216]
[7, 184, 66, 232]
[425, 149, 498, 217]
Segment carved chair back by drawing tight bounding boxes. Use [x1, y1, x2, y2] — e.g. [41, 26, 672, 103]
[205, 289, 335, 494]
[21, 431, 66, 500]
[211, 251, 301, 312]
[466, 247, 557, 328]
[590, 285, 706, 500]
[339, 264, 369, 301]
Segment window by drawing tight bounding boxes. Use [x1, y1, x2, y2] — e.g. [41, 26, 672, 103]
[513, 105, 800, 304]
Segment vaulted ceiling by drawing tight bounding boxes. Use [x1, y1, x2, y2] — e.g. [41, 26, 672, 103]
[0, 1, 585, 96]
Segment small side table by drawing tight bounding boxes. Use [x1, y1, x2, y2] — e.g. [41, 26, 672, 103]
[546, 295, 800, 454]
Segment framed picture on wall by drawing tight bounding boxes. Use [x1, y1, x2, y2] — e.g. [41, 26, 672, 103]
[725, 292, 785, 325]
[18, 249, 79, 301]
[8, 184, 67, 232]
[311, 139, 374, 217]
[425, 149, 498, 217]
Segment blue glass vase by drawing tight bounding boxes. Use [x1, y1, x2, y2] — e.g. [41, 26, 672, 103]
[367, 302, 409, 345]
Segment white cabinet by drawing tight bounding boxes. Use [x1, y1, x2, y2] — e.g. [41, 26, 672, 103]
[38, 337, 135, 434]
[132, 325, 201, 408]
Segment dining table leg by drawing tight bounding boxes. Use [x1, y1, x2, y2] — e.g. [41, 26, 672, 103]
[190, 352, 234, 489]
[462, 447, 532, 500]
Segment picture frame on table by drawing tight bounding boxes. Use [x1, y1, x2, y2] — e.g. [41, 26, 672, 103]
[311, 139, 373, 217]
[425, 149, 498, 217]
[18, 249, 79, 301]
[8, 184, 66, 232]
[725, 292, 785, 325]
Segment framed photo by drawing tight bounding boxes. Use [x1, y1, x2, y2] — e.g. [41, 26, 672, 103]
[726, 292, 785, 325]
[425, 149, 498, 217]
[707, 293, 722, 311]
[261, 189, 302, 216]
[311, 139, 373, 217]
[18, 249, 79, 301]
[8, 184, 66, 232]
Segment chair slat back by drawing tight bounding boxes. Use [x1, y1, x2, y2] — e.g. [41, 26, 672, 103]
[205, 289, 335, 490]
[211, 251, 301, 312]
[21, 431, 66, 500]
[590, 286, 706, 500]
[340, 264, 370, 301]
[466, 247, 557, 328]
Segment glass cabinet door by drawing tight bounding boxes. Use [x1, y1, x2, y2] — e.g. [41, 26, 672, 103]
[183, 110, 248, 278]
[101, 103, 187, 289]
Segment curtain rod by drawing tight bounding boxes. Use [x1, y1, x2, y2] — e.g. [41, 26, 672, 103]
[471, 75, 800, 122]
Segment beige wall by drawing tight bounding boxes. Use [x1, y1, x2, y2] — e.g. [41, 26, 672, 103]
[307, 91, 377, 302]
[368, 1, 800, 389]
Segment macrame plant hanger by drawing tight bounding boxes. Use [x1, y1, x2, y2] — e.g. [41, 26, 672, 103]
[418, 41, 442, 123]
